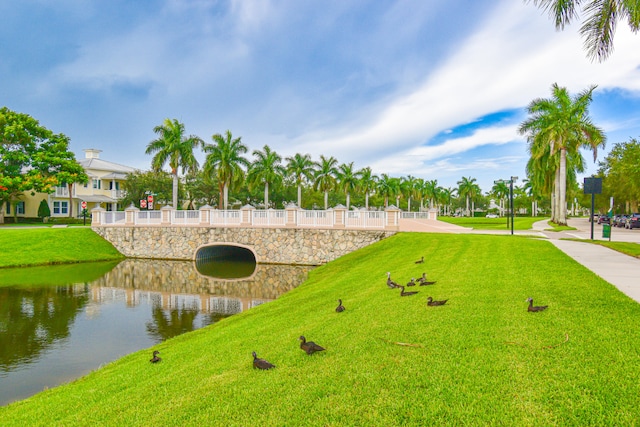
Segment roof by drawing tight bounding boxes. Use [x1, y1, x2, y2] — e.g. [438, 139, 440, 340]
[78, 158, 138, 174]
[80, 195, 117, 203]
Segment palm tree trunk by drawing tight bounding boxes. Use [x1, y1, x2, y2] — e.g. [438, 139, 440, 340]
[324, 191, 328, 209]
[172, 172, 179, 208]
[365, 192, 369, 210]
[408, 197, 411, 212]
[68, 183, 74, 218]
[264, 182, 269, 209]
[297, 184, 302, 208]
[465, 196, 470, 216]
[558, 148, 567, 225]
[346, 192, 351, 210]
[223, 183, 229, 210]
[553, 167, 561, 223]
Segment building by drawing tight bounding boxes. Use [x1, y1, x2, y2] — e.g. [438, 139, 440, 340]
[5, 149, 137, 220]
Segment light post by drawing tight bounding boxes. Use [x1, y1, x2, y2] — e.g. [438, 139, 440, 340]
[494, 176, 517, 235]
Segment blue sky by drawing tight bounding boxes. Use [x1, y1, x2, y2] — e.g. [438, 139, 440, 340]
[2, 0, 639, 193]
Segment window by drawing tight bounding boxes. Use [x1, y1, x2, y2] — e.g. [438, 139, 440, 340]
[53, 201, 68, 215]
[16, 202, 25, 215]
[92, 179, 101, 189]
[5, 203, 10, 215]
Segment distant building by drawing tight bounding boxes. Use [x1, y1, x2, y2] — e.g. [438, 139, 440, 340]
[6, 149, 137, 220]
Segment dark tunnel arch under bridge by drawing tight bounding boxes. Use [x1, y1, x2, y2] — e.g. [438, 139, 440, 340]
[194, 244, 257, 279]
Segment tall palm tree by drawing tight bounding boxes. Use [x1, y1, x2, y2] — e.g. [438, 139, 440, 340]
[313, 155, 338, 209]
[357, 167, 378, 210]
[423, 179, 439, 209]
[247, 145, 285, 209]
[519, 83, 605, 225]
[335, 162, 359, 210]
[491, 181, 510, 216]
[285, 153, 315, 208]
[530, 0, 640, 61]
[438, 187, 455, 216]
[457, 176, 480, 217]
[376, 174, 400, 208]
[146, 118, 204, 209]
[203, 130, 249, 210]
[401, 176, 418, 212]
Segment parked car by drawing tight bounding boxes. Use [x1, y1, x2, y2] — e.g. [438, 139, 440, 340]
[625, 213, 640, 229]
[613, 215, 628, 227]
[597, 215, 611, 225]
[486, 214, 499, 218]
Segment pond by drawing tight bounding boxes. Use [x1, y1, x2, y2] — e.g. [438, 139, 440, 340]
[0, 259, 313, 406]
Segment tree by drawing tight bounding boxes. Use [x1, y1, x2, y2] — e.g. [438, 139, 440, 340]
[357, 167, 378, 210]
[530, 0, 640, 61]
[247, 145, 285, 209]
[401, 176, 419, 212]
[285, 153, 315, 208]
[121, 170, 174, 209]
[0, 107, 79, 223]
[519, 83, 605, 225]
[490, 181, 510, 216]
[145, 119, 203, 209]
[598, 138, 640, 211]
[376, 174, 400, 208]
[203, 130, 249, 210]
[313, 155, 338, 209]
[423, 179, 439, 209]
[37, 199, 51, 222]
[457, 176, 480, 216]
[335, 162, 359, 210]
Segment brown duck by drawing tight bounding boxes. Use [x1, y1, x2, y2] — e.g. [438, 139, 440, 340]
[527, 297, 548, 312]
[417, 273, 436, 286]
[299, 336, 325, 355]
[406, 278, 416, 287]
[336, 299, 345, 313]
[398, 285, 418, 296]
[415, 256, 424, 264]
[387, 272, 400, 289]
[426, 296, 448, 306]
[150, 350, 161, 363]
[252, 351, 276, 370]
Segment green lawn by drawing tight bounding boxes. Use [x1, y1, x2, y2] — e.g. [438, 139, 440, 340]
[564, 239, 640, 258]
[438, 215, 545, 230]
[0, 228, 124, 268]
[2, 233, 639, 426]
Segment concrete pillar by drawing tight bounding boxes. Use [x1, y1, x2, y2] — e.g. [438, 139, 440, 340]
[161, 205, 174, 225]
[428, 208, 438, 220]
[241, 204, 255, 226]
[199, 204, 212, 225]
[91, 207, 105, 226]
[285, 203, 298, 227]
[385, 205, 401, 230]
[333, 204, 346, 228]
[125, 204, 139, 225]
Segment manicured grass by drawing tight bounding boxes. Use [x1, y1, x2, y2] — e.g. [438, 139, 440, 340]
[0, 228, 124, 268]
[545, 221, 578, 232]
[2, 233, 639, 426]
[438, 216, 545, 230]
[564, 239, 640, 258]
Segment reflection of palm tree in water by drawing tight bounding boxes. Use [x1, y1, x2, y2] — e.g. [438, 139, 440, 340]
[145, 306, 231, 342]
[0, 286, 89, 372]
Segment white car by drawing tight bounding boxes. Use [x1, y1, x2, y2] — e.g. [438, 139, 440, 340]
[486, 214, 499, 218]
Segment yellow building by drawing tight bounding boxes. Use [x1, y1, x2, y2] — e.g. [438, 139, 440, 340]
[6, 148, 137, 220]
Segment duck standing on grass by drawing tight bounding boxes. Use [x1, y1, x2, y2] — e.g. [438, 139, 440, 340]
[150, 350, 161, 363]
[252, 351, 276, 370]
[387, 272, 400, 289]
[299, 336, 325, 355]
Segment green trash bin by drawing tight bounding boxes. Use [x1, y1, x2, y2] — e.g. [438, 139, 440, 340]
[602, 223, 611, 238]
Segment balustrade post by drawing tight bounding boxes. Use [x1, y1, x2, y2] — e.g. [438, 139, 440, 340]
[125, 204, 139, 225]
[428, 208, 438, 220]
[199, 204, 212, 225]
[333, 204, 347, 228]
[385, 205, 401, 230]
[161, 205, 174, 225]
[285, 203, 297, 227]
[91, 207, 105, 226]
[240, 204, 254, 226]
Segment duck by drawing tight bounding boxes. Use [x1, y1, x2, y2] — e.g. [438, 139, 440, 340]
[398, 285, 418, 296]
[426, 296, 448, 306]
[336, 299, 345, 313]
[527, 297, 548, 312]
[415, 256, 424, 264]
[299, 336, 326, 355]
[252, 351, 276, 370]
[406, 278, 416, 287]
[417, 273, 437, 286]
[387, 272, 400, 289]
[149, 350, 161, 363]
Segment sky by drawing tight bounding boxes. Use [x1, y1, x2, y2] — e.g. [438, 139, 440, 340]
[2, 0, 640, 193]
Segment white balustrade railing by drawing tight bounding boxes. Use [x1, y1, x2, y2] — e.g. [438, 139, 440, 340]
[136, 210, 162, 224]
[346, 211, 386, 228]
[172, 210, 200, 224]
[101, 211, 126, 224]
[401, 212, 431, 219]
[252, 209, 286, 226]
[296, 210, 334, 227]
[210, 210, 241, 225]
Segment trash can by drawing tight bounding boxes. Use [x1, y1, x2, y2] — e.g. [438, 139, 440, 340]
[602, 223, 611, 238]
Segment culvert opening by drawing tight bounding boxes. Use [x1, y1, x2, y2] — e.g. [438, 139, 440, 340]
[195, 245, 257, 279]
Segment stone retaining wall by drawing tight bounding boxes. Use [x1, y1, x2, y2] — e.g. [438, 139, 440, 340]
[93, 226, 396, 265]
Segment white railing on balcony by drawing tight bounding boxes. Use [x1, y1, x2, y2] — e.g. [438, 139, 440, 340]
[252, 209, 286, 226]
[102, 211, 126, 224]
[111, 189, 125, 199]
[55, 186, 70, 197]
[296, 210, 334, 227]
[136, 210, 162, 225]
[345, 211, 386, 228]
[172, 210, 200, 224]
[210, 210, 241, 226]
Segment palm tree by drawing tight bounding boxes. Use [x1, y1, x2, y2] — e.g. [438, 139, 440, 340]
[491, 181, 510, 217]
[247, 145, 285, 209]
[203, 130, 249, 210]
[457, 176, 480, 217]
[313, 155, 338, 209]
[401, 176, 418, 212]
[285, 153, 315, 208]
[438, 187, 455, 216]
[423, 179, 439, 209]
[335, 162, 360, 210]
[530, 0, 640, 61]
[519, 83, 605, 225]
[357, 167, 378, 210]
[146, 118, 204, 209]
[376, 174, 400, 208]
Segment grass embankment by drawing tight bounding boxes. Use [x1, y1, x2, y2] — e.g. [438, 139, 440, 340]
[438, 216, 545, 230]
[0, 228, 124, 268]
[2, 233, 639, 426]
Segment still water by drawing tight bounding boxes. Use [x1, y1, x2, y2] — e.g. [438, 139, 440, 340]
[0, 259, 313, 406]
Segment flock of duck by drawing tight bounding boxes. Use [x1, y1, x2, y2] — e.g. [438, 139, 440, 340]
[150, 255, 549, 368]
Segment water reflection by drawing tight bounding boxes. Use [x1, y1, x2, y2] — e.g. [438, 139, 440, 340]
[0, 259, 312, 406]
